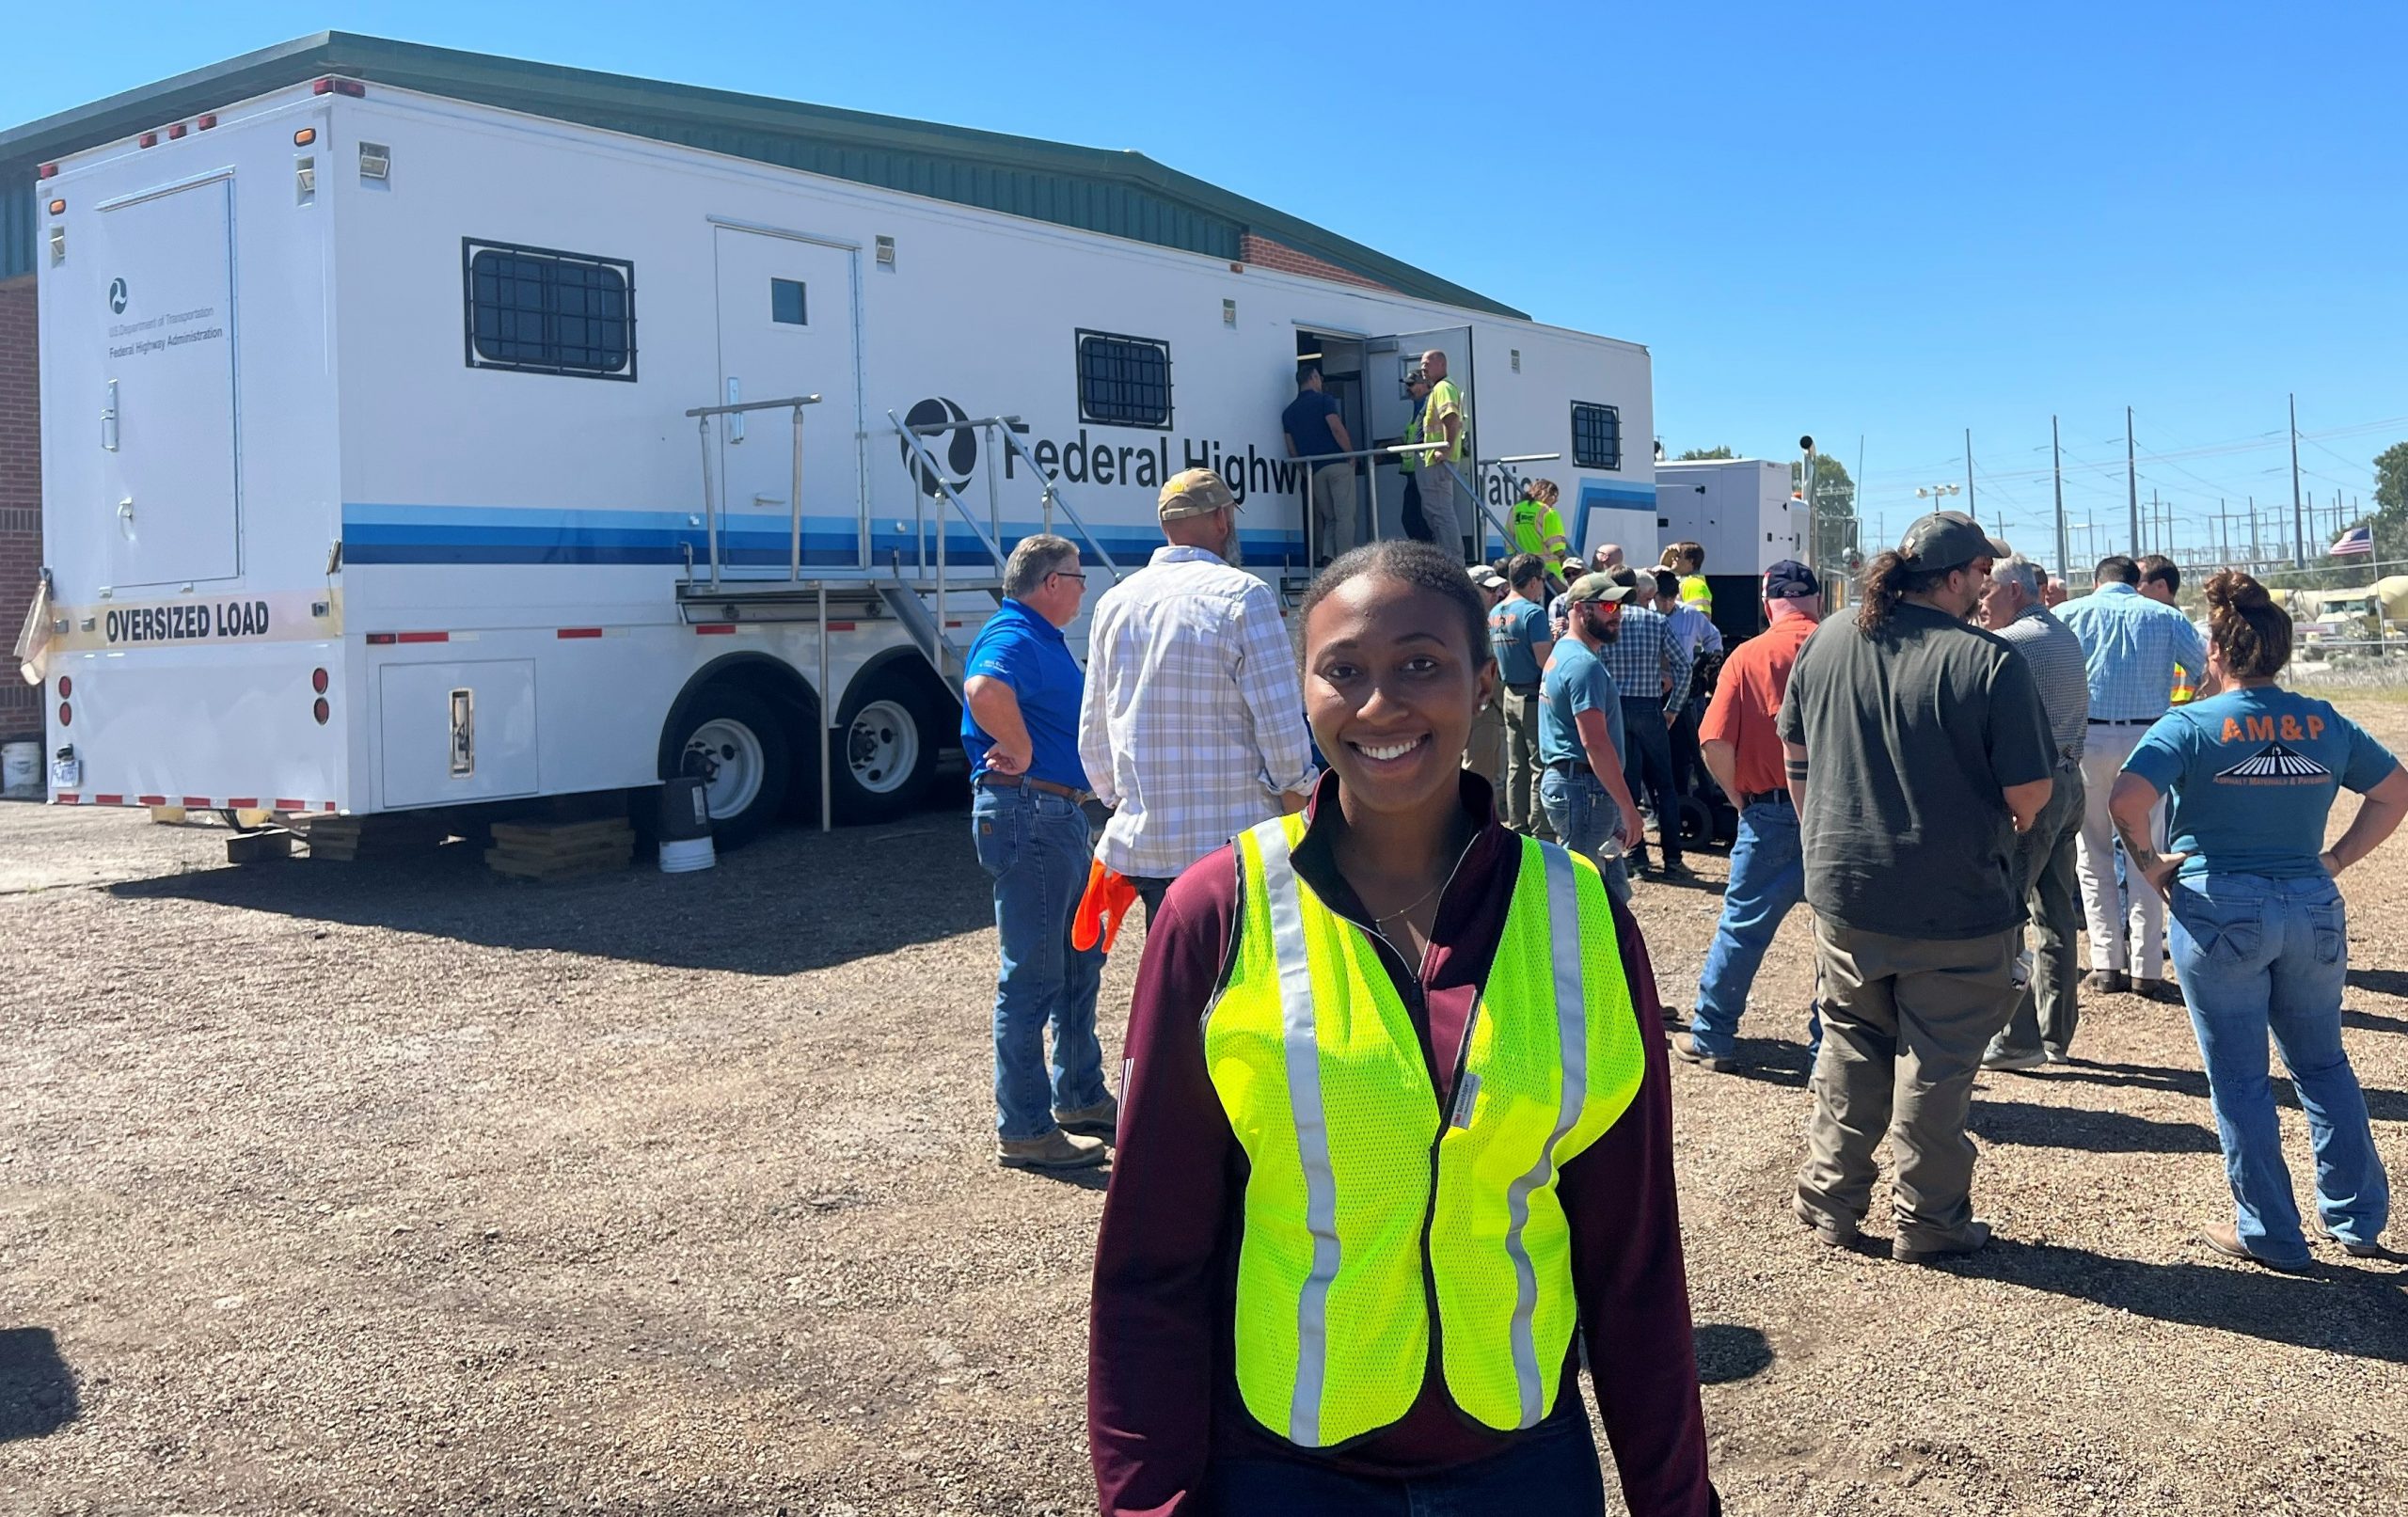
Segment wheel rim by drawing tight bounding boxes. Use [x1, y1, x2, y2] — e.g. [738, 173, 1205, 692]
[683, 717, 767, 820]
[846, 700, 921, 795]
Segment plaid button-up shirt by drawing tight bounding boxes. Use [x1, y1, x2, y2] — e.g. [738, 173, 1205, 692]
[1079, 546, 1317, 878]
[2056, 583, 2207, 723]
[1596, 603, 1694, 719]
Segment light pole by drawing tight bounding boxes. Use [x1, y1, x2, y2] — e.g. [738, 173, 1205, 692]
[1915, 482, 1962, 525]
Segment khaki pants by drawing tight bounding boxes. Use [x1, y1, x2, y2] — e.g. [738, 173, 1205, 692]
[1310, 462, 1357, 561]
[1499, 687, 1547, 836]
[1465, 694, 1505, 789]
[1797, 917, 2018, 1251]
[2076, 722, 2165, 974]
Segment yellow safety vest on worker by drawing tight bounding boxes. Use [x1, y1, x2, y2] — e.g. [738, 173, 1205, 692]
[1509, 497, 1566, 560]
[1400, 403, 1424, 474]
[1424, 377, 1468, 465]
[1203, 815, 1645, 1447]
[1678, 573, 1713, 614]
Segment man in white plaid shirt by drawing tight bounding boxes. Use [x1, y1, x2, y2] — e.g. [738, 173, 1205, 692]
[1080, 468, 1316, 915]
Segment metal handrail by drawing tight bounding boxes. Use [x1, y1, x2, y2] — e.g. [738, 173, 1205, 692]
[684, 394, 823, 588]
[889, 411, 1009, 571]
[1290, 441, 1449, 465]
[994, 424, 1124, 585]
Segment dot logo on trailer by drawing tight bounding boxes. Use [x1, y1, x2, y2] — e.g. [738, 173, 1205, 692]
[108, 277, 129, 315]
[899, 397, 977, 498]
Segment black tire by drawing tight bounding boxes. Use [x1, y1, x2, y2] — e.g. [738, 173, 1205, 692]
[830, 672, 943, 824]
[665, 684, 792, 850]
[1676, 794, 1718, 850]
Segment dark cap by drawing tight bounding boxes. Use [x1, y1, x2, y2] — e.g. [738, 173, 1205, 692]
[1898, 512, 2008, 573]
[1568, 571, 1634, 605]
[1763, 560, 1819, 600]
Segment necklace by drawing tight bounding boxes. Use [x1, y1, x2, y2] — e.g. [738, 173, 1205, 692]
[1371, 877, 1445, 928]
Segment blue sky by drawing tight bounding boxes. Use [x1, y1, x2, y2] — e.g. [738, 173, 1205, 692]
[13, 2, 2404, 566]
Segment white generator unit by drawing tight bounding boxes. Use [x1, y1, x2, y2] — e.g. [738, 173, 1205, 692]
[27, 71, 1657, 843]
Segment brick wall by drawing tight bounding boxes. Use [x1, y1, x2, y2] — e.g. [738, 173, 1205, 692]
[1, 273, 41, 740]
[1239, 233, 1394, 294]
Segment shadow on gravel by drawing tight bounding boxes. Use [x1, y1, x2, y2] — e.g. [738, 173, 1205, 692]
[1969, 1098, 2221, 1154]
[1693, 1323, 1774, 1385]
[2347, 967, 2408, 1000]
[2342, 1006, 2408, 1035]
[2043, 1060, 2408, 1124]
[1721, 1039, 1814, 1090]
[103, 817, 993, 976]
[0, 1328, 80, 1441]
[1958, 1238, 2408, 1364]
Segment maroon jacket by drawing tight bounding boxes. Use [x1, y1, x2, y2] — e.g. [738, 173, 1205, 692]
[1087, 773, 1718, 1516]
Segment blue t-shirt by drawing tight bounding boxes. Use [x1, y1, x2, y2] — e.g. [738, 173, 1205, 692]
[1488, 595, 1550, 688]
[1281, 389, 1343, 460]
[1540, 639, 1625, 767]
[959, 598, 1088, 790]
[2122, 686, 2400, 880]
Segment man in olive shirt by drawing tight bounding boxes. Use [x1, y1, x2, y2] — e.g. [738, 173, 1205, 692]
[1779, 512, 2055, 1264]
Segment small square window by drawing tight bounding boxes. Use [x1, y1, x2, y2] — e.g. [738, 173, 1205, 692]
[1075, 330, 1172, 430]
[771, 278, 806, 326]
[1571, 402, 1622, 470]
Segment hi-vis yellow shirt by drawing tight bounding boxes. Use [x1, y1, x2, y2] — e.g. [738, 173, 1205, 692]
[1202, 815, 1644, 1447]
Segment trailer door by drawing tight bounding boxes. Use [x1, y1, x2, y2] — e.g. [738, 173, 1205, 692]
[90, 173, 243, 588]
[1366, 325, 1474, 543]
[711, 228, 862, 568]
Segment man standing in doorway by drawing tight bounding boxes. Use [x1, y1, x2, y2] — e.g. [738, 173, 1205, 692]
[1597, 566, 1694, 876]
[1675, 561, 1821, 1073]
[1282, 364, 1356, 564]
[2056, 555, 2207, 998]
[1977, 554, 2092, 1070]
[1417, 349, 1470, 560]
[1782, 514, 2054, 1263]
[1489, 553, 1556, 835]
[1079, 469, 1317, 920]
[963, 533, 1114, 1171]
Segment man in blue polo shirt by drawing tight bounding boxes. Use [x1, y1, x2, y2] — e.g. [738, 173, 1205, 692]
[963, 533, 1114, 1172]
[1282, 364, 1357, 563]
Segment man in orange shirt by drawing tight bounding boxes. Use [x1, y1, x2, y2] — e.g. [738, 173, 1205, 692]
[1674, 561, 1822, 1072]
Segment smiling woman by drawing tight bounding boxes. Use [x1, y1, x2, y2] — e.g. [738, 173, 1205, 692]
[1087, 540, 1720, 1515]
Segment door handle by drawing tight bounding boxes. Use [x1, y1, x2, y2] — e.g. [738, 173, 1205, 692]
[726, 377, 743, 443]
[752, 494, 786, 507]
[103, 379, 119, 452]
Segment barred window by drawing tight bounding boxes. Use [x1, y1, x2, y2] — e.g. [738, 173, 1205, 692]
[463, 239, 636, 380]
[1571, 402, 1621, 470]
[1075, 330, 1172, 429]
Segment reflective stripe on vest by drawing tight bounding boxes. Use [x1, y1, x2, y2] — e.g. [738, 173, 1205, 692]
[1679, 573, 1712, 611]
[1203, 815, 1644, 1446]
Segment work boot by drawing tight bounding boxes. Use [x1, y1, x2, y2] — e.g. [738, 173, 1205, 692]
[1054, 1095, 1120, 1141]
[1671, 1033, 1734, 1073]
[1982, 1044, 2050, 1073]
[997, 1130, 1107, 1171]
[1893, 1221, 1992, 1265]
[2082, 969, 2129, 994]
[2199, 1220, 2308, 1272]
[2132, 977, 2179, 1004]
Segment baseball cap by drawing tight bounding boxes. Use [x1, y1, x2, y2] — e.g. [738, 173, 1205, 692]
[1565, 572, 1635, 605]
[1158, 468, 1240, 521]
[1763, 560, 1820, 600]
[1467, 564, 1507, 592]
[1898, 511, 2008, 573]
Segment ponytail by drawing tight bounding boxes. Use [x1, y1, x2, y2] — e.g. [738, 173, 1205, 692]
[2203, 569, 2291, 679]
[1855, 551, 1953, 633]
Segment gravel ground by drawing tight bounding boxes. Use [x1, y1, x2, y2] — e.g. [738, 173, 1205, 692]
[4, 697, 2406, 1517]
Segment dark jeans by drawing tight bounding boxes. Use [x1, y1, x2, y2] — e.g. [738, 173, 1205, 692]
[1129, 874, 1175, 924]
[1201, 1400, 1606, 1516]
[1618, 697, 1681, 864]
[1668, 696, 1704, 800]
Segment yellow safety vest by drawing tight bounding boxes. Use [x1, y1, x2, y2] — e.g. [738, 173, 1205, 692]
[1510, 498, 1566, 560]
[1678, 573, 1712, 614]
[1400, 403, 1424, 474]
[1424, 378, 1468, 464]
[1204, 815, 1644, 1447]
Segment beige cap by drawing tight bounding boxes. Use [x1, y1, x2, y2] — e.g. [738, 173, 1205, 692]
[1158, 467, 1240, 521]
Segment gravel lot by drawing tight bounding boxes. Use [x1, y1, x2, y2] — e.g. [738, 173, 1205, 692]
[5, 695, 2406, 1516]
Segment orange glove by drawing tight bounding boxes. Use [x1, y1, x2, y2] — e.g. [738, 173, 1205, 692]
[1072, 859, 1140, 955]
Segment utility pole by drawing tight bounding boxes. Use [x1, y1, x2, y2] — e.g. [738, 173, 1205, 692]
[2247, 494, 2258, 566]
[1964, 428, 1976, 525]
[2125, 406, 2140, 557]
[2216, 498, 2229, 563]
[2052, 415, 2069, 581]
[2289, 392, 2305, 569]
[2149, 489, 2160, 556]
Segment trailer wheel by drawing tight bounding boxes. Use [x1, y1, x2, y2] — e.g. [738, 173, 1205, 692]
[669, 685, 792, 849]
[830, 675, 941, 823]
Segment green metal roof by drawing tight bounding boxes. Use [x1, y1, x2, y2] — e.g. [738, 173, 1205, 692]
[0, 32, 1524, 316]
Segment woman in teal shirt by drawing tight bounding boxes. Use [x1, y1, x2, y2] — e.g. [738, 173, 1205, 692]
[2112, 571, 2408, 1269]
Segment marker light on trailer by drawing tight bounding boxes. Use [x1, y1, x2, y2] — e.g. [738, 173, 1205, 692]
[56, 675, 71, 698]
[312, 668, 329, 693]
[167, 122, 187, 139]
[138, 132, 158, 148]
[47, 198, 64, 215]
[311, 78, 368, 98]
[198, 114, 217, 130]
[313, 699, 330, 726]
[38, 163, 58, 179]
[57, 703, 71, 726]
[293, 127, 316, 147]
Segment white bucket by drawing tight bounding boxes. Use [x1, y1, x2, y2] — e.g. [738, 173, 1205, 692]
[658, 835, 716, 874]
[1, 740, 38, 799]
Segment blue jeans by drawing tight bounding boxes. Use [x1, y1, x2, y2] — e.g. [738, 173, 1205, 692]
[1203, 1398, 1605, 1515]
[1688, 798, 1807, 1059]
[1617, 698, 1681, 864]
[1537, 766, 1630, 907]
[972, 783, 1108, 1141]
[2170, 873, 2389, 1262]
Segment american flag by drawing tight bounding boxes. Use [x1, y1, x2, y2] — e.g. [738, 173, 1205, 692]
[2330, 525, 2374, 557]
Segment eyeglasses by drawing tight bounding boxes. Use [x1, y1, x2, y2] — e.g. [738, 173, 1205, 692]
[1050, 570, 1088, 583]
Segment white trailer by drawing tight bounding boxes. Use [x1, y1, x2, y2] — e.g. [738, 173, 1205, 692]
[1650, 457, 1804, 635]
[30, 75, 1657, 843]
